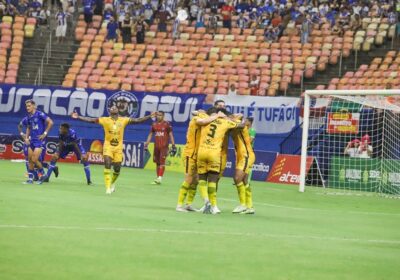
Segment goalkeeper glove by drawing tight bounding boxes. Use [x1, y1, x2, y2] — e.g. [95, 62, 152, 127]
[169, 145, 177, 156]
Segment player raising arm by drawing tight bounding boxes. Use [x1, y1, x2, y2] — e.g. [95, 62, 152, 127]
[40, 123, 91, 185]
[23, 100, 53, 184]
[72, 106, 156, 194]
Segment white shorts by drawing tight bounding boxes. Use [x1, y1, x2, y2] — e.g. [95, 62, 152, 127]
[56, 25, 67, 37]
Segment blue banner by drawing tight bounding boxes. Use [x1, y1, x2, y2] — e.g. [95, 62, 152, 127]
[0, 84, 206, 127]
[223, 149, 277, 181]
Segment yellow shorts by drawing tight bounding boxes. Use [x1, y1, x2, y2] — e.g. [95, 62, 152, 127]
[197, 149, 221, 175]
[183, 155, 197, 175]
[103, 145, 123, 163]
[236, 152, 255, 174]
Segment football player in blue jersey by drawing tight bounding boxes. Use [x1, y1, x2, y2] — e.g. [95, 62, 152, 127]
[41, 123, 92, 185]
[23, 99, 53, 184]
[18, 116, 53, 181]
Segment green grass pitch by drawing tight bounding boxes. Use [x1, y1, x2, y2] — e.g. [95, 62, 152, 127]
[0, 160, 399, 280]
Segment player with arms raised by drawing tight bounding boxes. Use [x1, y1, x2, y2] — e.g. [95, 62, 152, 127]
[144, 111, 176, 185]
[41, 123, 92, 185]
[72, 106, 155, 194]
[23, 100, 53, 184]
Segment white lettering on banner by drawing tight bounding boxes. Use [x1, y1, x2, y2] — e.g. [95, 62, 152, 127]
[14, 88, 33, 112]
[33, 89, 52, 113]
[369, 170, 381, 179]
[0, 87, 15, 112]
[12, 140, 24, 153]
[215, 95, 300, 134]
[1, 86, 200, 124]
[279, 171, 300, 183]
[123, 143, 140, 167]
[87, 92, 106, 117]
[68, 90, 88, 116]
[141, 95, 198, 122]
[252, 162, 270, 172]
[50, 90, 70, 115]
[346, 169, 361, 180]
[388, 173, 400, 185]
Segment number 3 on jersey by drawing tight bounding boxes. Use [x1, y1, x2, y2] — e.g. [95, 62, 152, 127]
[207, 124, 217, 138]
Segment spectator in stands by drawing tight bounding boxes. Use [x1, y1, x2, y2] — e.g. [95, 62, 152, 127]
[344, 139, 361, 158]
[350, 13, 361, 31]
[358, 134, 373, 159]
[264, 25, 277, 42]
[271, 11, 282, 28]
[332, 21, 343, 36]
[38, 6, 50, 26]
[300, 14, 312, 44]
[155, 6, 168, 32]
[208, 12, 219, 34]
[83, 0, 94, 28]
[143, 0, 154, 25]
[227, 83, 237, 96]
[236, 12, 248, 33]
[55, 7, 67, 43]
[93, 0, 103, 16]
[106, 16, 119, 42]
[135, 16, 147, 44]
[249, 75, 260, 96]
[195, 4, 205, 28]
[172, 16, 180, 39]
[121, 15, 132, 44]
[189, 0, 199, 23]
[210, 0, 218, 14]
[221, 1, 234, 29]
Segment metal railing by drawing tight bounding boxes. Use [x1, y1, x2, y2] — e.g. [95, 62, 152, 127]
[34, 33, 52, 85]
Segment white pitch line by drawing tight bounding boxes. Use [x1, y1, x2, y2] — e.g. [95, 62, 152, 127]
[218, 198, 400, 217]
[0, 224, 399, 245]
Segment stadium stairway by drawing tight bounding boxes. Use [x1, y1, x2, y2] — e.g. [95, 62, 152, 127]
[18, 23, 78, 86]
[289, 37, 400, 96]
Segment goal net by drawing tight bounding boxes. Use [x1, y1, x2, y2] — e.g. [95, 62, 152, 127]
[299, 89, 400, 196]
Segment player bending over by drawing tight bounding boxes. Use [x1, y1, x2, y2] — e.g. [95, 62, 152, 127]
[231, 117, 256, 214]
[72, 106, 155, 194]
[197, 107, 242, 214]
[144, 111, 176, 185]
[176, 110, 216, 212]
[40, 123, 91, 185]
[18, 116, 51, 181]
[22, 100, 53, 184]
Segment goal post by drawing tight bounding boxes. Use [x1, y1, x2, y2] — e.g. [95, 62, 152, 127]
[299, 89, 400, 194]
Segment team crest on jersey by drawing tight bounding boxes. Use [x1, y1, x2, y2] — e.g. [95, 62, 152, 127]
[107, 91, 139, 118]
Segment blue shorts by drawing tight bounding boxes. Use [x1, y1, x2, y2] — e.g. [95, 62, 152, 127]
[59, 143, 86, 160]
[25, 143, 46, 162]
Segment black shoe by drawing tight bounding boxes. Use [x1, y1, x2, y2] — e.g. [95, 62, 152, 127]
[54, 166, 59, 178]
[44, 177, 49, 182]
[87, 180, 93, 185]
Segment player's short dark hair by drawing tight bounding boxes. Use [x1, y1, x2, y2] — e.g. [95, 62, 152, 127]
[60, 123, 70, 129]
[216, 108, 229, 115]
[158, 111, 165, 115]
[25, 99, 35, 105]
[206, 107, 218, 115]
[214, 99, 225, 106]
[247, 117, 254, 123]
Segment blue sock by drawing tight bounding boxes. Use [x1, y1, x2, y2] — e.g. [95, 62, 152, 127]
[25, 160, 29, 172]
[38, 168, 44, 176]
[46, 160, 57, 179]
[33, 169, 38, 180]
[83, 162, 91, 182]
[28, 169, 34, 181]
[42, 162, 49, 169]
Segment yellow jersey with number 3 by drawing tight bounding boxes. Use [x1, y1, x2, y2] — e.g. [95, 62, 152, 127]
[198, 118, 238, 152]
[98, 117, 130, 150]
[183, 113, 207, 158]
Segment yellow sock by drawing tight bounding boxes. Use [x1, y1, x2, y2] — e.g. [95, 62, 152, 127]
[177, 181, 190, 206]
[208, 182, 217, 206]
[245, 184, 253, 208]
[186, 184, 197, 205]
[104, 169, 112, 190]
[111, 172, 120, 184]
[236, 182, 246, 206]
[198, 180, 208, 202]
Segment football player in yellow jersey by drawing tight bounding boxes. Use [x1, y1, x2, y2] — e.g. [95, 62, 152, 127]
[176, 110, 221, 212]
[72, 106, 155, 194]
[231, 117, 256, 214]
[197, 107, 243, 214]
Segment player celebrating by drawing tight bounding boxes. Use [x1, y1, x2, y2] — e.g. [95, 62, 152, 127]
[41, 123, 91, 185]
[144, 111, 176, 185]
[197, 108, 242, 214]
[72, 106, 155, 194]
[231, 117, 256, 214]
[22, 100, 53, 184]
[176, 110, 217, 212]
